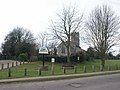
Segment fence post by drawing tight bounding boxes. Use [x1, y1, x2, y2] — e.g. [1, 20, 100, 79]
[7, 63, 9, 68]
[12, 62, 14, 67]
[83, 66, 86, 73]
[24, 68, 27, 76]
[1, 64, 4, 69]
[51, 66, 54, 75]
[63, 67, 66, 74]
[8, 68, 11, 77]
[74, 66, 77, 73]
[51, 60, 55, 75]
[38, 68, 41, 76]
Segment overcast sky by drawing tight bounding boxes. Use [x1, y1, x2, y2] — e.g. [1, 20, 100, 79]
[0, 0, 120, 54]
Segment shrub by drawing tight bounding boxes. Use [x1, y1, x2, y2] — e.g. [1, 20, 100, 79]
[38, 53, 87, 63]
[76, 51, 87, 62]
[18, 53, 28, 61]
[38, 54, 67, 63]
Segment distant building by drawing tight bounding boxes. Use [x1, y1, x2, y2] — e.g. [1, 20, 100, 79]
[48, 47, 57, 55]
[57, 32, 84, 56]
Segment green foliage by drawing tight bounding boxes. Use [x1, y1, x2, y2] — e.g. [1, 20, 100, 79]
[39, 55, 67, 63]
[86, 47, 95, 60]
[107, 52, 115, 59]
[116, 54, 120, 60]
[18, 53, 28, 61]
[40, 53, 86, 63]
[0, 53, 4, 60]
[76, 51, 87, 62]
[2, 27, 37, 59]
[86, 47, 101, 61]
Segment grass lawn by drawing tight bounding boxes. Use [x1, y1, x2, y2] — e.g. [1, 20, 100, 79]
[0, 60, 120, 79]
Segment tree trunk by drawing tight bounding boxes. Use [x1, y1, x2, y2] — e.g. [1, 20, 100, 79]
[101, 59, 105, 68]
[67, 46, 70, 63]
[67, 36, 71, 63]
[101, 52, 106, 69]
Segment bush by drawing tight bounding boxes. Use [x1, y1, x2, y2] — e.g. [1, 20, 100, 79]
[44, 55, 67, 63]
[70, 51, 87, 62]
[18, 53, 28, 61]
[70, 55, 77, 62]
[38, 54, 67, 63]
[38, 53, 87, 63]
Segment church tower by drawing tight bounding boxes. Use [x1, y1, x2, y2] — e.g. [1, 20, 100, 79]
[71, 32, 79, 47]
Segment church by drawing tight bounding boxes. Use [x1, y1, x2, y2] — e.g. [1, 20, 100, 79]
[57, 32, 84, 56]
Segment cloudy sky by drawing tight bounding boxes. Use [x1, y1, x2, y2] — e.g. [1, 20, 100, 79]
[0, 0, 120, 53]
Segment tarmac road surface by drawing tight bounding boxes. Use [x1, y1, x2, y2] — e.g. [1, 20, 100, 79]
[0, 73, 120, 90]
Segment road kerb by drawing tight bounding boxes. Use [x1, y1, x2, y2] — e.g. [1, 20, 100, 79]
[0, 70, 120, 84]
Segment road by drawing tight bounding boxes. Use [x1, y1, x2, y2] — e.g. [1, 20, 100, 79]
[0, 74, 120, 90]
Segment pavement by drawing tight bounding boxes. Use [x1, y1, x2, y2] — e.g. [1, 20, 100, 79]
[0, 60, 21, 69]
[0, 70, 120, 84]
[0, 73, 120, 90]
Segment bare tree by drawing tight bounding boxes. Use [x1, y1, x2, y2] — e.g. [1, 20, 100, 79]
[51, 6, 82, 62]
[37, 32, 48, 48]
[85, 5, 120, 67]
[47, 40, 59, 55]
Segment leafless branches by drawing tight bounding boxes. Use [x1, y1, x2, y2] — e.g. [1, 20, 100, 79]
[85, 5, 120, 66]
[50, 6, 82, 62]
